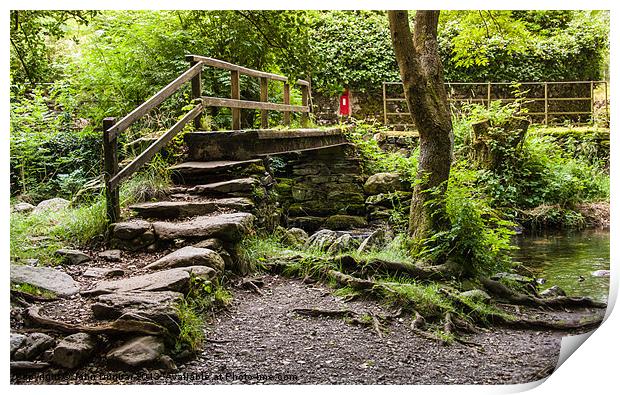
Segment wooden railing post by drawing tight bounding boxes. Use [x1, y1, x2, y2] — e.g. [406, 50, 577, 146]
[301, 83, 310, 127]
[103, 117, 120, 224]
[283, 82, 291, 126]
[260, 77, 269, 128]
[487, 81, 491, 108]
[383, 82, 388, 125]
[231, 70, 241, 129]
[590, 81, 594, 122]
[544, 82, 549, 125]
[188, 58, 202, 129]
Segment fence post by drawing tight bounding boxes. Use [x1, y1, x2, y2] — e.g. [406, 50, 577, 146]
[301, 84, 310, 127]
[383, 82, 388, 125]
[260, 77, 269, 128]
[283, 82, 291, 126]
[590, 81, 594, 122]
[544, 82, 548, 126]
[189, 59, 202, 129]
[605, 81, 609, 122]
[231, 70, 241, 130]
[103, 117, 120, 224]
[487, 82, 491, 108]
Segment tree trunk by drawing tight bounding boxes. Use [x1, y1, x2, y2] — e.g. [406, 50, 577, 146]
[388, 11, 453, 242]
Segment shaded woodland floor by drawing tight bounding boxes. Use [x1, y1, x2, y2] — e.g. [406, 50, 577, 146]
[12, 274, 605, 385]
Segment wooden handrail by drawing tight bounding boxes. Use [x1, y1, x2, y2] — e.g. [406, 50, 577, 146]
[105, 62, 203, 141]
[201, 97, 309, 112]
[185, 54, 310, 86]
[108, 102, 204, 190]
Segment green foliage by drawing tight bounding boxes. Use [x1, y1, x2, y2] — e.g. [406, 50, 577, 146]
[11, 283, 58, 300]
[174, 276, 233, 353]
[417, 166, 517, 277]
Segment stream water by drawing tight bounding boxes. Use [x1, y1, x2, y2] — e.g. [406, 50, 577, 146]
[512, 229, 610, 302]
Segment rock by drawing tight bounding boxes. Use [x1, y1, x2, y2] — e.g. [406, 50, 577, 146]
[83, 266, 216, 296]
[145, 246, 225, 272]
[106, 336, 165, 369]
[357, 229, 387, 253]
[99, 249, 122, 262]
[159, 355, 178, 372]
[192, 238, 224, 251]
[56, 249, 91, 265]
[189, 178, 259, 195]
[280, 227, 309, 246]
[52, 333, 97, 369]
[10, 333, 27, 357]
[363, 173, 407, 195]
[152, 212, 254, 242]
[11, 264, 80, 297]
[365, 191, 412, 207]
[592, 270, 610, 277]
[112, 220, 152, 240]
[91, 291, 183, 331]
[306, 229, 339, 251]
[13, 333, 55, 361]
[105, 269, 126, 278]
[326, 234, 359, 255]
[12, 202, 35, 214]
[540, 285, 567, 298]
[32, 198, 70, 214]
[459, 289, 492, 303]
[83, 268, 110, 278]
[324, 215, 367, 230]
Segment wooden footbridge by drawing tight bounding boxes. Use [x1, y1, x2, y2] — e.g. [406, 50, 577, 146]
[102, 55, 347, 223]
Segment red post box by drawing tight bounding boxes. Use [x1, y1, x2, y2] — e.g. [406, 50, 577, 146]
[339, 90, 351, 116]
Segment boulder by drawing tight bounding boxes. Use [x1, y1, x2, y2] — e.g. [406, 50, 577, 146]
[13, 333, 55, 361]
[324, 215, 367, 230]
[91, 291, 183, 331]
[288, 216, 326, 232]
[152, 212, 254, 242]
[32, 198, 70, 215]
[459, 289, 492, 304]
[145, 246, 225, 272]
[281, 227, 309, 246]
[540, 285, 567, 298]
[12, 202, 35, 214]
[363, 173, 407, 195]
[357, 229, 387, 253]
[112, 220, 152, 240]
[56, 249, 91, 265]
[99, 249, 122, 262]
[326, 234, 359, 255]
[10, 333, 27, 358]
[52, 333, 97, 369]
[83, 266, 216, 296]
[306, 229, 339, 251]
[365, 191, 412, 208]
[11, 264, 80, 297]
[106, 336, 166, 369]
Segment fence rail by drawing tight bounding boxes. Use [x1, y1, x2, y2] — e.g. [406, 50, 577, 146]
[103, 55, 312, 223]
[382, 80, 609, 127]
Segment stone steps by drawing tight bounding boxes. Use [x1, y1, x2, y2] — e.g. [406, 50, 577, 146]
[128, 197, 254, 220]
[170, 159, 265, 184]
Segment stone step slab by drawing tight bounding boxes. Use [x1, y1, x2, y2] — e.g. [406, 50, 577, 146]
[144, 246, 225, 272]
[11, 264, 80, 297]
[129, 197, 254, 220]
[188, 178, 259, 196]
[151, 212, 254, 242]
[91, 291, 183, 331]
[170, 159, 264, 184]
[82, 266, 216, 296]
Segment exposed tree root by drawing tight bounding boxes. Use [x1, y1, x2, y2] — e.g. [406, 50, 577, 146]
[25, 306, 168, 336]
[491, 315, 603, 331]
[481, 277, 607, 309]
[292, 307, 393, 337]
[239, 277, 265, 295]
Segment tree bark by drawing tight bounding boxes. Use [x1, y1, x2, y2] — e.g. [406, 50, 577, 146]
[388, 11, 453, 242]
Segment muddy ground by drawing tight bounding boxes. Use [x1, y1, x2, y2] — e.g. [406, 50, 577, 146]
[11, 269, 604, 385]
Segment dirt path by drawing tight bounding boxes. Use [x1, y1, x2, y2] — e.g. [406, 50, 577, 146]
[12, 273, 603, 385]
[177, 275, 569, 385]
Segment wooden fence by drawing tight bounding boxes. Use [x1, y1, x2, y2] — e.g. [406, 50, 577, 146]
[383, 81, 609, 127]
[103, 55, 311, 223]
